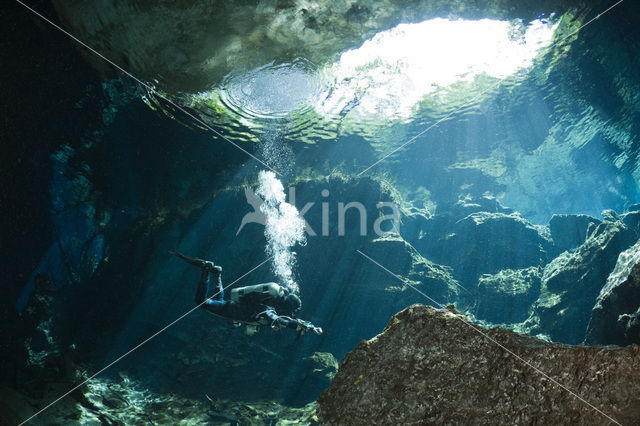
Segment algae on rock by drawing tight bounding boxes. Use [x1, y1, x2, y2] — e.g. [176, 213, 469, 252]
[474, 266, 541, 323]
[317, 304, 640, 425]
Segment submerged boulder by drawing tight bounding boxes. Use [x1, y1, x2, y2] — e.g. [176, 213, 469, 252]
[364, 235, 462, 305]
[300, 352, 340, 400]
[474, 266, 541, 323]
[528, 220, 637, 343]
[621, 210, 640, 236]
[437, 211, 548, 283]
[303, 234, 462, 360]
[585, 240, 640, 346]
[406, 196, 513, 246]
[548, 214, 601, 254]
[317, 305, 640, 425]
[406, 197, 549, 286]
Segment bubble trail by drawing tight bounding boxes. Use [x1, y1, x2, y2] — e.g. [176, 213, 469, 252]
[256, 170, 306, 293]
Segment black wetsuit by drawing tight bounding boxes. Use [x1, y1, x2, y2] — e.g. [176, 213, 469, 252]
[197, 267, 305, 331]
[170, 250, 320, 334]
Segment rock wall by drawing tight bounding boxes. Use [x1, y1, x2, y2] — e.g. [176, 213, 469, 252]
[52, 0, 586, 92]
[586, 240, 640, 346]
[401, 196, 640, 346]
[403, 196, 550, 289]
[549, 214, 601, 254]
[526, 219, 637, 343]
[475, 266, 541, 323]
[317, 305, 640, 425]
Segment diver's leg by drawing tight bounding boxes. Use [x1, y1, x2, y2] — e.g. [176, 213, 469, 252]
[195, 268, 210, 305]
[196, 266, 227, 314]
[212, 268, 223, 300]
[170, 251, 214, 269]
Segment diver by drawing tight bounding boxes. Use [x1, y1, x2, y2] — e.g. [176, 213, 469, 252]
[170, 251, 322, 336]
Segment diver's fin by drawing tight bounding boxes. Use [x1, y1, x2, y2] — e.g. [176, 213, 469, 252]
[169, 251, 214, 269]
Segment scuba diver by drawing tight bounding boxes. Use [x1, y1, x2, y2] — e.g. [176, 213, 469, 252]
[170, 251, 322, 336]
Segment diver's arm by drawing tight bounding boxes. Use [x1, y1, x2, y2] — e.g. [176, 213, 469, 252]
[293, 318, 323, 335]
[261, 308, 293, 328]
[262, 308, 322, 334]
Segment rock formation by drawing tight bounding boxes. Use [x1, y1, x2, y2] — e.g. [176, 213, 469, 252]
[474, 266, 541, 323]
[586, 240, 640, 346]
[52, 0, 584, 92]
[549, 214, 601, 254]
[317, 305, 640, 425]
[438, 211, 548, 282]
[405, 197, 550, 290]
[621, 208, 640, 236]
[526, 219, 637, 343]
[2, 374, 318, 425]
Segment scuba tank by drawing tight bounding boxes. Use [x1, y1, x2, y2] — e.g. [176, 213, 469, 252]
[230, 282, 285, 303]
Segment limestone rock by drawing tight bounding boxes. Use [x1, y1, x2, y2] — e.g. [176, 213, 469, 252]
[407, 197, 549, 286]
[438, 211, 548, 283]
[304, 352, 339, 381]
[52, 0, 582, 92]
[444, 196, 514, 219]
[474, 267, 541, 323]
[621, 210, 640, 235]
[317, 305, 640, 425]
[528, 220, 637, 343]
[13, 374, 318, 425]
[358, 235, 462, 307]
[602, 209, 621, 222]
[548, 214, 601, 253]
[297, 352, 340, 402]
[585, 240, 640, 346]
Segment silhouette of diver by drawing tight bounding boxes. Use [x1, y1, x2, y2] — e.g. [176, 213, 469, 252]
[170, 251, 322, 336]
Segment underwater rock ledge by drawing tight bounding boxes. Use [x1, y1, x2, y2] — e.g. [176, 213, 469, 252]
[52, 0, 584, 92]
[317, 304, 640, 425]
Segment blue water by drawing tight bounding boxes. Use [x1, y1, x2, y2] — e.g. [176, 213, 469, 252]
[4, 1, 640, 423]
